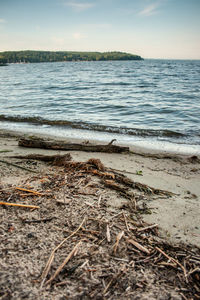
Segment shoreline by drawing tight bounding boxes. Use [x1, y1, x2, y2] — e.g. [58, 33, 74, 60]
[1, 125, 200, 157]
[0, 128, 200, 247]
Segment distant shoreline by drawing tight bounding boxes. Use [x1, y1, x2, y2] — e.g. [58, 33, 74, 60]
[0, 50, 143, 64]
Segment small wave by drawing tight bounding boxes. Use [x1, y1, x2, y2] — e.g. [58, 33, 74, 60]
[0, 114, 185, 138]
[103, 82, 132, 86]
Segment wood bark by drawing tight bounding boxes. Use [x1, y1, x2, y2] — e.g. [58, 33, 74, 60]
[18, 138, 129, 153]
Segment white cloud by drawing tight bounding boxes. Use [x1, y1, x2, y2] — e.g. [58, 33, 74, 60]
[0, 18, 6, 23]
[64, 1, 94, 12]
[139, 2, 159, 16]
[72, 32, 86, 39]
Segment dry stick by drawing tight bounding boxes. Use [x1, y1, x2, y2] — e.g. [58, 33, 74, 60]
[97, 194, 102, 207]
[22, 217, 55, 224]
[40, 217, 86, 288]
[123, 212, 129, 232]
[15, 187, 43, 196]
[106, 224, 111, 242]
[45, 241, 82, 286]
[0, 201, 39, 209]
[108, 167, 142, 176]
[113, 231, 124, 255]
[155, 246, 188, 281]
[179, 292, 188, 300]
[128, 239, 150, 255]
[0, 159, 38, 173]
[103, 267, 125, 295]
[137, 224, 158, 232]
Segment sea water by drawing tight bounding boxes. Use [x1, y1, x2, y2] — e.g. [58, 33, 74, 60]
[0, 59, 200, 154]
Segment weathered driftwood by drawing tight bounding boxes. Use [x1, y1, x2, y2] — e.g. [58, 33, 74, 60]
[18, 138, 129, 153]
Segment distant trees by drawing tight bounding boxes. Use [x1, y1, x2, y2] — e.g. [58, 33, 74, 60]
[0, 51, 143, 63]
[0, 55, 8, 65]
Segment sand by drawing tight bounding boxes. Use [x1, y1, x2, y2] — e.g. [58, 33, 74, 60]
[0, 129, 200, 299]
[1, 130, 200, 247]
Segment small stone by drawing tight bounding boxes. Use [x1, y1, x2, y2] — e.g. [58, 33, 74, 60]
[27, 232, 34, 238]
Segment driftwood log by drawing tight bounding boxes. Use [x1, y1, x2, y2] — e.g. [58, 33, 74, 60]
[18, 138, 129, 153]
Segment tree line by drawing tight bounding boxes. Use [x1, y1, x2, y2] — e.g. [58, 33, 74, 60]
[0, 50, 143, 64]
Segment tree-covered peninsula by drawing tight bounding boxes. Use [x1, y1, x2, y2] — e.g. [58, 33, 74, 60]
[0, 50, 143, 64]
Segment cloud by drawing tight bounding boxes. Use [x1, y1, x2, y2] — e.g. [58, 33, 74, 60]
[64, 1, 94, 12]
[72, 32, 86, 39]
[0, 18, 6, 23]
[139, 2, 159, 16]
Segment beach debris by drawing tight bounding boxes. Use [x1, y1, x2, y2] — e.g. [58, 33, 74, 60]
[45, 240, 82, 286]
[106, 224, 111, 242]
[103, 265, 126, 295]
[137, 223, 158, 232]
[40, 217, 86, 288]
[1, 153, 199, 299]
[0, 201, 39, 209]
[113, 231, 124, 254]
[8, 154, 173, 196]
[128, 238, 150, 255]
[18, 138, 129, 153]
[136, 170, 143, 176]
[10, 153, 72, 165]
[155, 246, 187, 280]
[20, 217, 55, 224]
[15, 187, 43, 196]
[0, 159, 38, 173]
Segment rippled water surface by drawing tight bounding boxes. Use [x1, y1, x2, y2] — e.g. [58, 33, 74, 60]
[0, 59, 200, 152]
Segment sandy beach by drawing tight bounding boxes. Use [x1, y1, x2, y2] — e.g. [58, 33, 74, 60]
[0, 129, 200, 299]
[1, 130, 200, 247]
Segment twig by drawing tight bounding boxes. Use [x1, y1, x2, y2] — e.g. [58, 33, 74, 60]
[108, 167, 142, 176]
[15, 187, 43, 196]
[40, 252, 55, 288]
[45, 241, 82, 285]
[179, 292, 188, 300]
[106, 224, 111, 242]
[103, 266, 125, 294]
[155, 247, 187, 280]
[113, 231, 124, 255]
[128, 239, 150, 255]
[0, 201, 39, 209]
[137, 224, 158, 232]
[109, 212, 123, 220]
[0, 159, 38, 173]
[123, 212, 129, 232]
[21, 217, 55, 224]
[98, 194, 102, 207]
[40, 217, 86, 288]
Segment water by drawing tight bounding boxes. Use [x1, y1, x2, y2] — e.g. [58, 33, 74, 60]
[0, 59, 200, 154]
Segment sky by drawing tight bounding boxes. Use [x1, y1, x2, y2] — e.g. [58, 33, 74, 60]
[0, 0, 200, 59]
